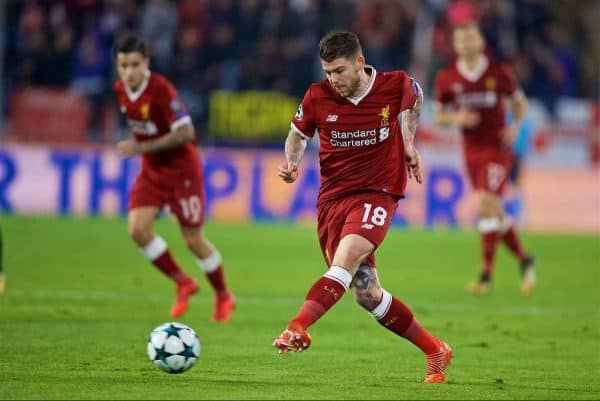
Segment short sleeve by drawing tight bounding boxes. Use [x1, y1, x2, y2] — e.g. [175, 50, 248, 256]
[497, 64, 519, 96]
[155, 80, 191, 131]
[396, 71, 420, 111]
[434, 71, 454, 106]
[291, 86, 317, 139]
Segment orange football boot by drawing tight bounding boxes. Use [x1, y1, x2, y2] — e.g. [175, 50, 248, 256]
[211, 293, 236, 322]
[170, 278, 199, 317]
[273, 323, 312, 353]
[424, 341, 453, 383]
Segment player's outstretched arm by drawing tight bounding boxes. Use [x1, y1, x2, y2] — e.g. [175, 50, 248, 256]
[277, 128, 307, 184]
[117, 122, 195, 157]
[400, 81, 424, 184]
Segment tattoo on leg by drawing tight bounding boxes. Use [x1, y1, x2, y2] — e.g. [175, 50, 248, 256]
[351, 266, 382, 310]
[351, 267, 376, 290]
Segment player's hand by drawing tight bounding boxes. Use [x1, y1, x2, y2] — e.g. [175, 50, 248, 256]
[277, 161, 299, 184]
[456, 107, 480, 128]
[117, 139, 141, 157]
[405, 147, 423, 184]
[501, 124, 518, 147]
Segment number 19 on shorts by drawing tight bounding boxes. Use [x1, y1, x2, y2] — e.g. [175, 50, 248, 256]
[179, 195, 202, 224]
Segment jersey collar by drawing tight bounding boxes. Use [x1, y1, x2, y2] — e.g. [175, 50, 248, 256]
[456, 55, 489, 83]
[346, 65, 377, 106]
[125, 70, 151, 102]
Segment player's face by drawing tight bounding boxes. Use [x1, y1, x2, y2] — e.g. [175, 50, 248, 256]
[453, 25, 484, 58]
[116, 52, 149, 90]
[321, 55, 365, 98]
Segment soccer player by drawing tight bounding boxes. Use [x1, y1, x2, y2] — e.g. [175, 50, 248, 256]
[433, 21, 535, 295]
[112, 35, 235, 320]
[273, 31, 452, 384]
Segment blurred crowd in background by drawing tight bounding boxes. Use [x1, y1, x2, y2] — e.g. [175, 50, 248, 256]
[2, 0, 599, 143]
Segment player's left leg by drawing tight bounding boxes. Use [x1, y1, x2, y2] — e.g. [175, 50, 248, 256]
[181, 226, 236, 322]
[499, 156, 535, 294]
[499, 212, 536, 295]
[351, 265, 452, 383]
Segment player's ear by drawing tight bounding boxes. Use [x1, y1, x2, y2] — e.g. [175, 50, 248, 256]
[356, 55, 366, 68]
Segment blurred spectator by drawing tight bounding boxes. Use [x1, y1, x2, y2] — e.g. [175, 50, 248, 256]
[139, 0, 178, 74]
[70, 31, 110, 141]
[2, 0, 597, 139]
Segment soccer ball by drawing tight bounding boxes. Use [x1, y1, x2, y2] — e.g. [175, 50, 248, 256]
[147, 322, 201, 374]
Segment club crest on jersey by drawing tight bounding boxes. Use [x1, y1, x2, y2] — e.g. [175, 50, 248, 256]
[295, 104, 303, 121]
[379, 105, 390, 127]
[485, 77, 497, 90]
[140, 103, 150, 120]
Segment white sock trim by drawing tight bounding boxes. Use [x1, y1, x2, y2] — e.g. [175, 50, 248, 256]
[477, 217, 501, 233]
[370, 289, 392, 320]
[324, 265, 352, 290]
[197, 250, 222, 273]
[141, 235, 167, 261]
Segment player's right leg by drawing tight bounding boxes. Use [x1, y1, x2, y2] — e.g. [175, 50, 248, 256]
[128, 207, 197, 317]
[273, 234, 373, 353]
[351, 265, 452, 383]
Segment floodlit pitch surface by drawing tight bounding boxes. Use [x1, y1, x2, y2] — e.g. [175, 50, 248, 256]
[1, 216, 598, 400]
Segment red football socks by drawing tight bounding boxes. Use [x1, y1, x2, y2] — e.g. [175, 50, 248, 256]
[197, 251, 230, 296]
[481, 231, 499, 280]
[142, 236, 188, 284]
[371, 291, 439, 354]
[502, 223, 528, 262]
[205, 266, 228, 296]
[290, 266, 352, 330]
[152, 250, 188, 284]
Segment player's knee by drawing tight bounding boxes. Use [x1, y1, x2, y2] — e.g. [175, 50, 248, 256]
[128, 224, 152, 246]
[181, 229, 204, 251]
[334, 242, 373, 268]
[182, 234, 197, 250]
[478, 192, 501, 217]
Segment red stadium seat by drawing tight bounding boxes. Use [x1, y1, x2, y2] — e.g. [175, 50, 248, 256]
[8, 87, 91, 144]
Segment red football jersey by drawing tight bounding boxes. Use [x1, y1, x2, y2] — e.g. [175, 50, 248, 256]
[114, 71, 200, 175]
[434, 56, 519, 155]
[292, 67, 419, 202]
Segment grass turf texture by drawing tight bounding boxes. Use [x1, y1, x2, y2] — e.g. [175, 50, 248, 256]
[0, 215, 598, 400]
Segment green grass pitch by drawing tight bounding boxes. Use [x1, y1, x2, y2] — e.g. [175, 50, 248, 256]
[0, 215, 598, 400]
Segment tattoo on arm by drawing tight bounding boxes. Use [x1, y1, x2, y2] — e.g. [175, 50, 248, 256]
[400, 81, 423, 151]
[285, 128, 307, 166]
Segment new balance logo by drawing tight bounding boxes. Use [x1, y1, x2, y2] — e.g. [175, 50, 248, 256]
[361, 223, 374, 230]
[326, 114, 338, 122]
